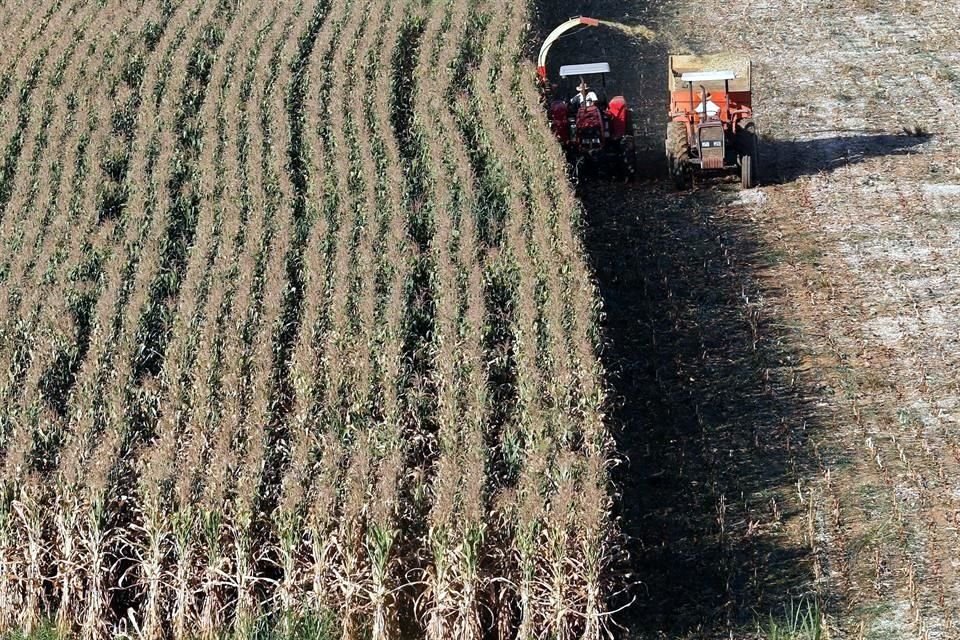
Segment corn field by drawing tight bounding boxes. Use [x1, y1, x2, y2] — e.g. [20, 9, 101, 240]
[0, 0, 616, 637]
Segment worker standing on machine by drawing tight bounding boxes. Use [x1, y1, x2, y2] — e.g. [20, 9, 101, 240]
[570, 79, 598, 110]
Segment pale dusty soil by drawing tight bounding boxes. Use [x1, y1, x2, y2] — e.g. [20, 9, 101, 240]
[537, 0, 960, 637]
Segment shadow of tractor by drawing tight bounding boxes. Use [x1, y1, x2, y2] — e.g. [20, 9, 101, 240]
[582, 179, 825, 637]
[761, 131, 931, 184]
[533, 5, 932, 638]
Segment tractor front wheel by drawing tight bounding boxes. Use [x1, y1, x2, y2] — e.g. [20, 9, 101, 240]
[666, 122, 691, 190]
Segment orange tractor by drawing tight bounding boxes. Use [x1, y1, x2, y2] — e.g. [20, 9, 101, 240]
[538, 17, 637, 181]
[666, 54, 759, 189]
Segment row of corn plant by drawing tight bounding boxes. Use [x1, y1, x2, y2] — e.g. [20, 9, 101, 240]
[440, 20, 528, 632]
[0, 2, 156, 626]
[496, 2, 615, 636]
[503, 12, 581, 640]
[23, 0, 179, 433]
[132, 4, 262, 638]
[507, 16, 615, 636]
[509, 12, 607, 452]
[465, 7, 551, 636]
[272, 4, 418, 637]
[358, 0, 413, 635]
[281, 0, 364, 630]
[18, 0, 195, 475]
[345, 0, 427, 633]
[441, 35, 533, 631]
[271, 0, 336, 629]
[0, 4, 123, 633]
[346, 4, 418, 633]
[414, 2, 458, 627]
[0, 11, 43, 87]
[433, 7, 497, 629]
[0, 0, 624, 635]
[0, 3, 232, 638]
[424, 0, 618, 635]
[180, 10, 283, 638]
[0, 89, 56, 293]
[367, 0, 411, 632]
[411, 1, 490, 637]
[56, 2, 218, 636]
[327, 2, 381, 637]
[227, 5, 301, 632]
[277, 16, 354, 586]
[274, 1, 422, 633]
[0, 0, 57, 193]
[0, 1, 63, 98]
[485, 13, 583, 636]
[0, 2, 88, 363]
[0, 1, 190, 636]
[79, 3, 235, 631]
[183, 4, 292, 636]
[0, 0, 70, 223]
[0, 0, 91, 463]
[387, 5, 447, 634]
[12, 1, 193, 447]
[0, 5, 101, 431]
[309, 0, 354, 434]
[255, 12, 338, 623]
[0, 0, 97, 469]
[317, 1, 378, 634]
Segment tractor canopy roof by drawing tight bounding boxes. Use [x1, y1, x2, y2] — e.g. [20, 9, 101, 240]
[559, 62, 610, 78]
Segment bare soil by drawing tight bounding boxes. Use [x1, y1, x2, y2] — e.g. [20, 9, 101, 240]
[535, 0, 960, 637]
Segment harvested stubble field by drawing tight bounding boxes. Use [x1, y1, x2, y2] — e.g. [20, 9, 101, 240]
[0, 0, 614, 638]
[542, 0, 960, 637]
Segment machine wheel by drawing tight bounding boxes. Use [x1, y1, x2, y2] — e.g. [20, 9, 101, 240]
[740, 154, 753, 189]
[738, 121, 759, 189]
[666, 122, 691, 190]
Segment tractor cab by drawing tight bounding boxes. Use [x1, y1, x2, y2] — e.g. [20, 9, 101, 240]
[681, 70, 737, 170]
[559, 64, 609, 152]
[559, 63, 611, 110]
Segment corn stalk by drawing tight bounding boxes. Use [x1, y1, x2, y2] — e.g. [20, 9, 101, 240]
[13, 482, 47, 636]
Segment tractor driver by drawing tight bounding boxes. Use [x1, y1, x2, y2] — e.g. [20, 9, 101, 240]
[570, 79, 598, 110]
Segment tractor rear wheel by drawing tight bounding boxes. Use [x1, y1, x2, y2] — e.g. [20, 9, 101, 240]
[666, 122, 691, 190]
[738, 121, 759, 189]
[741, 153, 753, 189]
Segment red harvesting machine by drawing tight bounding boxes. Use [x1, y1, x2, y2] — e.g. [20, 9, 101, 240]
[538, 17, 637, 181]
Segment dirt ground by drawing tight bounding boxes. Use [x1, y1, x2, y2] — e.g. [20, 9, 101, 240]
[536, 0, 960, 638]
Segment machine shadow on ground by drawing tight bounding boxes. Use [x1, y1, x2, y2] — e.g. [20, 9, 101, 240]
[581, 178, 826, 637]
[534, 6, 829, 637]
[533, 6, 932, 636]
[761, 132, 931, 184]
